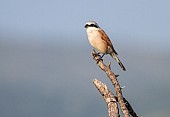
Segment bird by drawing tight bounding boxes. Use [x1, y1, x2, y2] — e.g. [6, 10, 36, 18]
[84, 21, 126, 71]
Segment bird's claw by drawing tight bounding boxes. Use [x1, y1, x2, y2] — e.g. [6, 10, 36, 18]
[115, 75, 119, 77]
[96, 58, 103, 64]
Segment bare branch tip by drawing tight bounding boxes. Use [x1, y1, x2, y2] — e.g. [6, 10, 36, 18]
[120, 86, 126, 90]
[93, 78, 98, 83]
[107, 62, 111, 69]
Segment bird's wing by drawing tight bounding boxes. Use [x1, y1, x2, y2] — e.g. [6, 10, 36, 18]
[98, 29, 118, 55]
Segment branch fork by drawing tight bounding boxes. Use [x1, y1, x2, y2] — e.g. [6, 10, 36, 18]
[92, 50, 138, 117]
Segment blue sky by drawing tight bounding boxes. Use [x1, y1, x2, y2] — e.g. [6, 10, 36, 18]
[1, 0, 170, 53]
[1, 0, 170, 37]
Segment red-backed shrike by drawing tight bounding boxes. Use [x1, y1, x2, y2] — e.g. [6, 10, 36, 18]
[84, 21, 126, 71]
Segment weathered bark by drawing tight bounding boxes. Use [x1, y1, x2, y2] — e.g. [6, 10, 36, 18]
[92, 50, 130, 117]
[93, 79, 120, 117]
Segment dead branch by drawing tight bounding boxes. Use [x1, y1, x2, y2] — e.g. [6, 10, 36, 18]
[93, 79, 120, 117]
[92, 50, 130, 117]
[121, 97, 138, 117]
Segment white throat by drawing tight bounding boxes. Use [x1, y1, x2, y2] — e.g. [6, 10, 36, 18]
[86, 27, 99, 34]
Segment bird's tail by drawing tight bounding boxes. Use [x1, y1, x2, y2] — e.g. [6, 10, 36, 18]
[110, 52, 126, 71]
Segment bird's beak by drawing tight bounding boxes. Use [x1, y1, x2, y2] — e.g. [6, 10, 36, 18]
[84, 24, 88, 28]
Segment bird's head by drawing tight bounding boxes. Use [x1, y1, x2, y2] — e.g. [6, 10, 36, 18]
[84, 21, 100, 29]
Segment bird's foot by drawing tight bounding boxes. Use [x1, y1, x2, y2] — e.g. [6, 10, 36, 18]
[92, 50, 103, 63]
[96, 58, 103, 64]
[115, 75, 119, 77]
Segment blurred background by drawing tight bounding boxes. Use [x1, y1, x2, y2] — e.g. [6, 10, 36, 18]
[0, 0, 170, 117]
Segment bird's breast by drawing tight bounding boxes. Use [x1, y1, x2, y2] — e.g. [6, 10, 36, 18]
[86, 30, 108, 54]
[87, 30, 100, 45]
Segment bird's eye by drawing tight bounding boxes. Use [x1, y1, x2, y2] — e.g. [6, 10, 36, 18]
[90, 24, 95, 27]
[91, 24, 98, 28]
